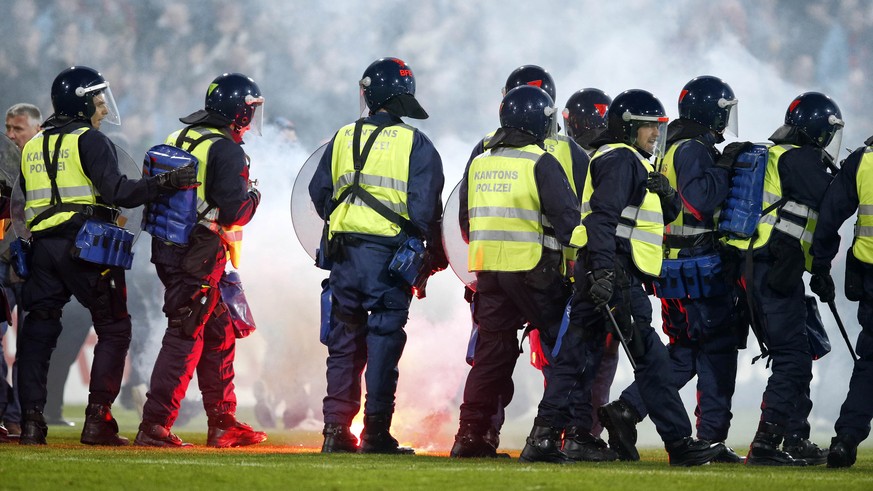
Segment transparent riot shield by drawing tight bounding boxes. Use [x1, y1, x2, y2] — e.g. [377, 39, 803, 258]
[442, 180, 476, 290]
[290, 143, 328, 261]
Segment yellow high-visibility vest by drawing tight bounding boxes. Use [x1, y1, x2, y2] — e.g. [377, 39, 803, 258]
[328, 122, 415, 239]
[571, 143, 664, 276]
[468, 144, 553, 272]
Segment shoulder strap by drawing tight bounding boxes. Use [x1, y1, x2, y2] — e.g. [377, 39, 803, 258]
[334, 120, 419, 236]
[174, 126, 231, 222]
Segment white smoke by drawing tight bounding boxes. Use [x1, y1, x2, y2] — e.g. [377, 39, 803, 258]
[12, 0, 868, 450]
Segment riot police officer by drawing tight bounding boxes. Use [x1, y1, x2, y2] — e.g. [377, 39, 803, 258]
[599, 76, 745, 463]
[451, 84, 579, 462]
[563, 87, 617, 441]
[458, 65, 598, 460]
[135, 73, 267, 448]
[728, 92, 842, 466]
[309, 57, 446, 455]
[566, 89, 725, 466]
[17, 66, 196, 445]
[808, 134, 873, 468]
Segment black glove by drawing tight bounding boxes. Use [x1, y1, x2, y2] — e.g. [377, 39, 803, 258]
[809, 265, 836, 303]
[427, 242, 449, 274]
[155, 164, 200, 190]
[715, 141, 753, 170]
[646, 172, 675, 199]
[248, 188, 261, 207]
[587, 269, 614, 307]
[0, 179, 11, 197]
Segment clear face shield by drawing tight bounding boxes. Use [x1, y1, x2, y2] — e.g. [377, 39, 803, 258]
[628, 113, 669, 160]
[544, 105, 559, 140]
[824, 114, 845, 164]
[719, 97, 739, 138]
[359, 77, 372, 118]
[78, 83, 120, 127]
[244, 94, 265, 137]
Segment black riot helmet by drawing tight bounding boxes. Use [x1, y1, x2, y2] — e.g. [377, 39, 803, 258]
[563, 88, 612, 148]
[50, 66, 120, 125]
[771, 92, 844, 161]
[499, 85, 558, 142]
[607, 89, 669, 158]
[204, 73, 265, 136]
[503, 65, 556, 103]
[678, 75, 738, 136]
[359, 57, 427, 119]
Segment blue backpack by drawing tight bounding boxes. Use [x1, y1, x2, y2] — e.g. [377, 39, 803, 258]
[717, 144, 770, 239]
[142, 144, 199, 244]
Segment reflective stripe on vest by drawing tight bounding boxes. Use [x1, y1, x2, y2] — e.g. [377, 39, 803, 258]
[853, 147, 873, 263]
[725, 144, 819, 270]
[22, 128, 111, 232]
[328, 122, 415, 238]
[659, 139, 717, 258]
[486, 131, 580, 270]
[468, 144, 548, 272]
[572, 143, 664, 276]
[165, 127, 245, 266]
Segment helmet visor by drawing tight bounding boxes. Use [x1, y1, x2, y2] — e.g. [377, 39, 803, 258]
[245, 94, 265, 137]
[720, 98, 739, 137]
[825, 125, 843, 163]
[630, 115, 669, 160]
[82, 83, 120, 126]
[545, 106, 559, 140]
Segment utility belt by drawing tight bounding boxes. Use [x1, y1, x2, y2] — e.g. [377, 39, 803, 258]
[663, 231, 717, 251]
[652, 253, 728, 300]
[72, 218, 135, 269]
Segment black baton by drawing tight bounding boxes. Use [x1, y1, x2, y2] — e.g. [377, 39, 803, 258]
[604, 305, 637, 371]
[828, 300, 859, 362]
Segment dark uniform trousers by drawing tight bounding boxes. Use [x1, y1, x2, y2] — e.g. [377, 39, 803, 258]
[621, 289, 739, 442]
[323, 240, 411, 426]
[748, 258, 813, 431]
[18, 232, 131, 411]
[459, 252, 566, 430]
[834, 261, 873, 444]
[571, 265, 692, 443]
[141, 254, 236, 428]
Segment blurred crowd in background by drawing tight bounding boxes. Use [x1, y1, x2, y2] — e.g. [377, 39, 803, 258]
[2, 0, 873, 155]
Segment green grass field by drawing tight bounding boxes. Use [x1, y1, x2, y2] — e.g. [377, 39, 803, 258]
[2, 405, 872, 490]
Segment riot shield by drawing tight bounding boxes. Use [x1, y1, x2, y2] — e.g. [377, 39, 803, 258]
[11, 139, 143, 240]
[442, 180, 476, 289]
[290, 143, 328, 261]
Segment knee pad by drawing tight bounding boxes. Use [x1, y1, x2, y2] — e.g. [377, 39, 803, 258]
[368, 310, 408, 336]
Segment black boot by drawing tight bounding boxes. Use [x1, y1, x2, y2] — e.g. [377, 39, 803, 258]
[359, 414, 414, 454]
[134, 422, 193, 448]
[519, 424, 574, 464]
[597, 399, 641, 461]
[562, 426, 618, 462]
[708, 442, 745, 464]
[321, 423, 358, 453]
[19, 410, 48, 446]
[666, 437, 725, 466]
[450, 422, 503, 458]
[206, 411, 267, 448]
[827, 434, 858, 468]
[745, 422, 806, 466]
[81, 403, 129, 446]
[783, 434, 827, 466]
